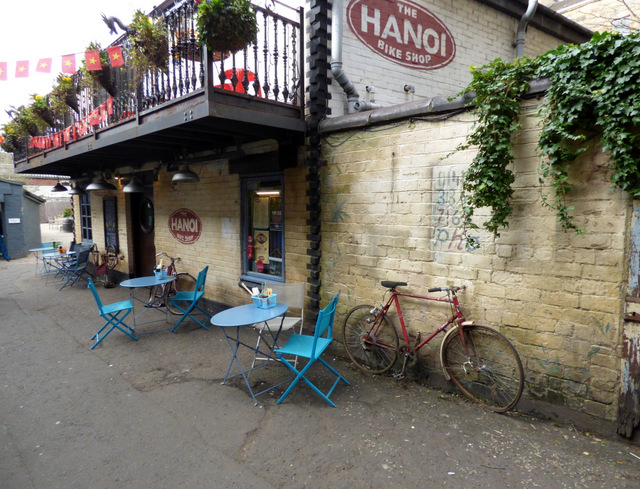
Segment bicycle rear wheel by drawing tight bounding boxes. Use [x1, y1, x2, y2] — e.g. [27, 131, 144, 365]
[442, 325, 524, 412]
[343, 305, 399, 374]
[167, 273, 196, 315]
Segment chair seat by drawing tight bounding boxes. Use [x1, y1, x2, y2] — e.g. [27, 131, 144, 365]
[171, 289, 203, 302]
[257, 317, 301, 332]
[101, 300, 134, 315]
[276, 334, 331, 359]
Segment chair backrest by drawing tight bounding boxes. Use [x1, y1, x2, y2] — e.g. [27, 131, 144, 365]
[196, 266, 209, 294]
[265, 281, 304, 321]
[311, 295, 339, 359]
[87, 278, 104, 313]
[77, 249, 91, 266]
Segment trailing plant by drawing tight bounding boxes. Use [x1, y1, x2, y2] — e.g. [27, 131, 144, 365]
[536, 32, 640, 231]
[451, 30, 640, 241]
[128, 10, 169, 83]
[451, 57, 538, 238]
[196, 0, 258, 54]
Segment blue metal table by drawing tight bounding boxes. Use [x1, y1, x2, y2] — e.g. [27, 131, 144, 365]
[29, 246, 59, 275]
[210, 303, 290, 405]
[120, 275, 176, 330]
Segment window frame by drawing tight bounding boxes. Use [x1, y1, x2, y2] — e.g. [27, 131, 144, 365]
[79, 193, 92, 241]
[240, 174, 285, 283]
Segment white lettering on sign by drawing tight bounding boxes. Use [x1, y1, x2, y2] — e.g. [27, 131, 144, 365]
[348, 0, 456, 70]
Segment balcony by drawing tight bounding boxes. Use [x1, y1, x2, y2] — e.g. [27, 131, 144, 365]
[12, 0, 305, 177]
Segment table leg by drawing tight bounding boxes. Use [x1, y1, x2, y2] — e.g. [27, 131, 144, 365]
[221, 327, 259, 406]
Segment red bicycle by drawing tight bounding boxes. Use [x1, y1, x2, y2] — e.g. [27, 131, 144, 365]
[148, 252, 196, 315]
[342, 281, 524, 412]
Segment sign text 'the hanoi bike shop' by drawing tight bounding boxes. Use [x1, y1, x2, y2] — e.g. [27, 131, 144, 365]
[347, 0, 456, 70]
[168, 208, 202, 244]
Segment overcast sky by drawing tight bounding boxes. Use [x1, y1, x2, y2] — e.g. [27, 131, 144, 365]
[0, 0, 157, 126]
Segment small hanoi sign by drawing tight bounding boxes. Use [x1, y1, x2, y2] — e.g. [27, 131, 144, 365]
[168, 208, 202, 244]
[347, 0, 456, 70]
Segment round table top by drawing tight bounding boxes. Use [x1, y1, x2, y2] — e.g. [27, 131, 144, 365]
[120, 275, 176, 288]
[210, 303, 288, 328]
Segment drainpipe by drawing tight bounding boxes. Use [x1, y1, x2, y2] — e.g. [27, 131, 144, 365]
[331, 0, 361, 114]
[515, 0, 539, 58]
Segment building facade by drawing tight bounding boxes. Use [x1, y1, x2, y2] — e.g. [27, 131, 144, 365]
[14, 0, 640, 435]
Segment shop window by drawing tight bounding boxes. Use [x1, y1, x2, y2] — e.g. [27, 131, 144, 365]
[242, 176, 284, 280]
[80, 193, 92, 241]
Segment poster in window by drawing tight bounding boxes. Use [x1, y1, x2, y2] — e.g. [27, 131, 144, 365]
[252, 196, 270, 229]
[253, 229, 269, 265]
[103, 196, 119, 253]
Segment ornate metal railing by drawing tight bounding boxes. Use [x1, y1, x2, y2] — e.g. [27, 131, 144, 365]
[12, 0, 303, 164]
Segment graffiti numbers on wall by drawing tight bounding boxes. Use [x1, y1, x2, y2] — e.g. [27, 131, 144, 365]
[433, 170, 477, 252]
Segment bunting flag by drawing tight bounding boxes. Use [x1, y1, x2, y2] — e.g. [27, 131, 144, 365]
[15, 60, 29, 78]
[107, 46, 124, 68]
[62, 54, 76, 74]
[36, 58, 52, 73]
[106, 97, 114, 115]
[84, 51, 102, 71]
[0, 62, 6, 81]
[89, 108, 101, 126]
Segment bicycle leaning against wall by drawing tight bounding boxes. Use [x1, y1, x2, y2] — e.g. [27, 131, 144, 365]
[148, 252, 197, 314]
[342, 281, 524, 412]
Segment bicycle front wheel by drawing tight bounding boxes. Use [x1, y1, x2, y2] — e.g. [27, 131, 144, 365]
[442, 325, 524, 412]
[166, 273, 196, 315]
[343, 305, 399, 374]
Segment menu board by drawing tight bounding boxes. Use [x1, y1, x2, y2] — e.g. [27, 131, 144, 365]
[103, 196, 119, 253]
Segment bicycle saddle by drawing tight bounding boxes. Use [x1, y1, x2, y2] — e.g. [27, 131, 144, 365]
[381, 281, 407, 289]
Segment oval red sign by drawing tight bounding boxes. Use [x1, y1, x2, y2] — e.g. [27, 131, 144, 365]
[347, 0, 456, 71]
[168, 208, 202, 245]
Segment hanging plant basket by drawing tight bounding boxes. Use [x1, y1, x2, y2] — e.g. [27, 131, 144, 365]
[196, 0, 258, 54]
[129, 10, 170, 84]
[51, 74, 80, 114]
[81, 42, 117, 97]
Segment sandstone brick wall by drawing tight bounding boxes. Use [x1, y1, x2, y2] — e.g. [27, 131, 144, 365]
[330, 0, 565, 116]
[117, 162, 311, 309]
[319, 103, 629, 420]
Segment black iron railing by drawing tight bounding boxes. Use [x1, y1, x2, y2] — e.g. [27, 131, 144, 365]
[12, 0, 303, 164]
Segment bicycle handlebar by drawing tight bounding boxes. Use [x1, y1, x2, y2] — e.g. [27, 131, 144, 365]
[428, 286, 465, 293]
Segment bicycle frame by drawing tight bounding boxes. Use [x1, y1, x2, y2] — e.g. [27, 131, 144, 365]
[375, 287, 467, 352]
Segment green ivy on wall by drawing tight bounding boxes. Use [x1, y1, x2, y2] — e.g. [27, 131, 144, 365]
[452, 31, 640, 242]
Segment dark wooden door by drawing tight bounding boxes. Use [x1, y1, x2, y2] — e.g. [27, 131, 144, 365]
[130, 186, 156, 277]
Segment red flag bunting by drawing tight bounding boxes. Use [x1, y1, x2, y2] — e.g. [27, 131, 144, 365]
[62, 54, 76, 74]
[89, 109, 100, 126]
[36, 58, 52, 73]
[107, 46, 124, 68]
[84, 51, 102, 71]
[106, 97, 114, 116]
[0, 62, 6, 81]
[15, 60, 29, 78]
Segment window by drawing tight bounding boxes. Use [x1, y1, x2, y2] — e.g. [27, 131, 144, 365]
[80, 193, 92, 241]
[242, 176, 284, 280]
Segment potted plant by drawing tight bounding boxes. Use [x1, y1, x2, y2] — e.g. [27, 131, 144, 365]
[30, 94, 56, 127]
[51, 74, 80, 114]
[81, 42, 116, 96]
[128, 10, 170, 84]
[196, 0, 258, 54]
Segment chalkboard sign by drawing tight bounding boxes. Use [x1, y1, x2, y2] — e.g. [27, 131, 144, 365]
[103, 196, 119, 253]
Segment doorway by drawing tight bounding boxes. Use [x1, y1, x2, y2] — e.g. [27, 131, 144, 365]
[130, 185, 156, 277]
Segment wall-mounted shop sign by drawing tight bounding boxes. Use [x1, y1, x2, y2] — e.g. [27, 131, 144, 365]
[347, 0, 456, 70]
[168, 208, 202, 245]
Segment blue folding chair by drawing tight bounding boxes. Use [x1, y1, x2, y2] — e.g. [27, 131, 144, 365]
[274, 295, 349, 407]
[168, 266, 212, 333]
[59, 249, 91, 291]
[87, 278, 138, 349]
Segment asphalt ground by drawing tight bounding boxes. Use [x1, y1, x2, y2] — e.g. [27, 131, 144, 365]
[1, 225, 640, 488]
